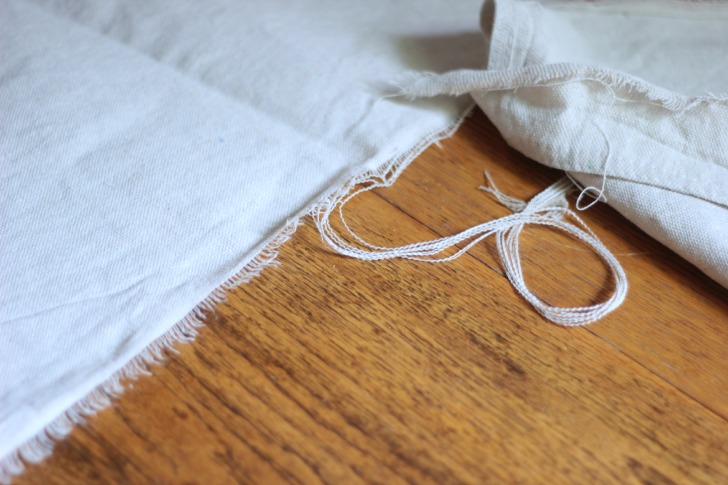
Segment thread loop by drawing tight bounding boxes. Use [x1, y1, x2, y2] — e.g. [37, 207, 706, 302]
[313, 172, 627, 326]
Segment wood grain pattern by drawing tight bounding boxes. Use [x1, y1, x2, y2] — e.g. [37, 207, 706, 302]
[15, 110, 728, 484]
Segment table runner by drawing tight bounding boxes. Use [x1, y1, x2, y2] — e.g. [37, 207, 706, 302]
[0, 1, 483, 480]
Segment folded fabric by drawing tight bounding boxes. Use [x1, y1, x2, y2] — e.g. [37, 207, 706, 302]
[0, 0, 484, 480]
[401, 0, 728, 289]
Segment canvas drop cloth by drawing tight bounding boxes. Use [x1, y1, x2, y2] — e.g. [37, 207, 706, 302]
[0, 0, 484, 479]
[3, 0, 727, 480]
[402, 0, 728, 289]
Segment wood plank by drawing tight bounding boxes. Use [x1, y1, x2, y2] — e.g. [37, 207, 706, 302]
[15, 112, 728, 484]
[370, 110, 728, 418]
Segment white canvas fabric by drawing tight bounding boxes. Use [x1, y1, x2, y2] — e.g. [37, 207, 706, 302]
[401, 0, 728, 289]
[0, 0, 484, 480]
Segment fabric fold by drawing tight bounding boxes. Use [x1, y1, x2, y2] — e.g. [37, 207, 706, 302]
[399, 0, 728, 288]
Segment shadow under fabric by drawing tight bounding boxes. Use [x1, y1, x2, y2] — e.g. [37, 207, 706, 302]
[399, 0, 728, 290]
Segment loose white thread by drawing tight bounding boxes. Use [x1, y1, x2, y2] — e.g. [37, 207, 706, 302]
[569, 124, 611, 211]
[313, 172, 627, 326]
[572, 173, 607, 211]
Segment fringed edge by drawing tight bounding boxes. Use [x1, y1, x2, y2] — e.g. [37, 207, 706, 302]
[0, 217, 303, 484]
[311, 106, 474, 221]
[395, 63, 728, 113]
[0, 104, 473, 484]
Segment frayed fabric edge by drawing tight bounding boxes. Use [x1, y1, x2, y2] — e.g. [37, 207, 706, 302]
[0, 219, 303, 485]
[395, 63, 728, 113]
[0, 105, 474, 484]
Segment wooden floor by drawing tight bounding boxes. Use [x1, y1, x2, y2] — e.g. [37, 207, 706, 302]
[17, 111, 728, 484]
